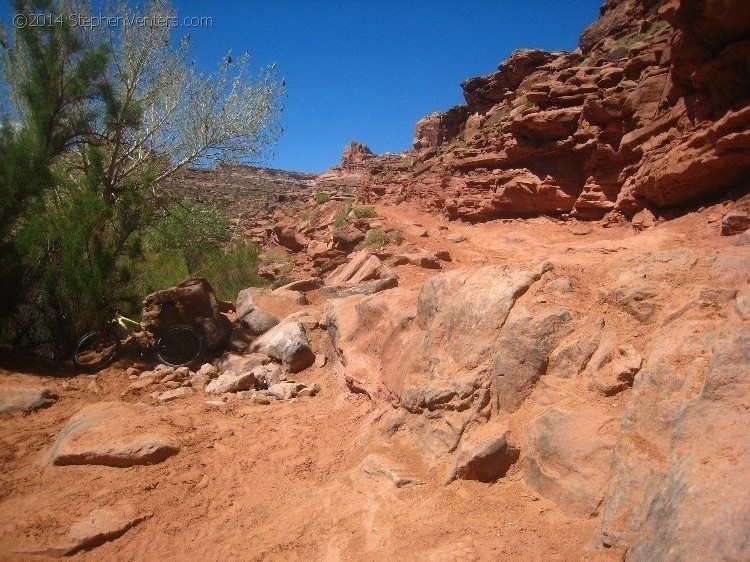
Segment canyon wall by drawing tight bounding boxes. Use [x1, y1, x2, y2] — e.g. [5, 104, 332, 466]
[318, 0, 750, 223]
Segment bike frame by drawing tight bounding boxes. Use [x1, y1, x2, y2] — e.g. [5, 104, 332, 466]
[113, 312, 154, 349]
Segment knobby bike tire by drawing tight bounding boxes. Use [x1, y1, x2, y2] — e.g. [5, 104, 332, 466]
[73, 329, 120, 372]
[156, 325, 202, 367]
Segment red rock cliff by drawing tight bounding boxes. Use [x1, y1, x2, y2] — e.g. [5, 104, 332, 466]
[317, 0, 750, 222]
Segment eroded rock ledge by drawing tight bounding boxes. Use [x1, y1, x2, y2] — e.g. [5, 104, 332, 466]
[317, 0, 750, 223]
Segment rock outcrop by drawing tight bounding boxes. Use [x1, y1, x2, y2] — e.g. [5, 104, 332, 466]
[143, 277, 231, 352]
[318, 0, 750, 223]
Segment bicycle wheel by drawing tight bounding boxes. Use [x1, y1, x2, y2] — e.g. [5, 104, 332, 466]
[156, 325, 202, 367]
[73, 329, 120, 372]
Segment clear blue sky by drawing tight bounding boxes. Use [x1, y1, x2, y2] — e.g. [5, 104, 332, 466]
[3, 1, 604, 172]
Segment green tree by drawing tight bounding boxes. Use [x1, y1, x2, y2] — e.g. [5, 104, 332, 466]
[0, 0, 284, 354]
[145, 199, 231, 274]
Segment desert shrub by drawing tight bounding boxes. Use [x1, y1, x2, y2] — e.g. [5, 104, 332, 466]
[314, 192, 331, 204]
[0, 0, 284, 354]
[352, 205, 376, 219]
[145, 199, 230, 274]
[358, 228, 404, 250]
[361, 229, 388, 249]
[390, 230, 404, 245]
[333, 207, 349, 228]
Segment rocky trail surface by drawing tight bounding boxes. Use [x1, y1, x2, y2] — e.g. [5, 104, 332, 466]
[2, 0, 750, 559]
[1, 196, 748, 560]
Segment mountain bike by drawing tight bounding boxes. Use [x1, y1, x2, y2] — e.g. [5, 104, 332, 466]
[73, 302, 202, 372]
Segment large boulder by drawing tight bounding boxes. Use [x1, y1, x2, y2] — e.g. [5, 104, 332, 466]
[142, 277, 231, 352]
[249, 322, 315, 373]
[43, 402, 181, 467]
[325, 250, 396, 286]
[326, 288, 419, 399]
[601, 325, 750, 557]
[205, 370, 255, 394]
[491, 307, 573, 412]
[599, 321, 729, 549]
[445, 423, 520, 484]
[234, 288, 280, 336]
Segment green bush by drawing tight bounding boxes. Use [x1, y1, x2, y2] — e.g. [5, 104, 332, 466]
[193, 240, 265, 301]
[358, 228, 404, 250]
[314, 192, 331, 204]
[352, 205, 376, 219]
[333, 207, 349, 228]
[333, 201, 377, 228]
[361, 229, 388, 249]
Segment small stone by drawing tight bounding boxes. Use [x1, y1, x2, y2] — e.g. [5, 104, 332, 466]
[126, 367, 139, 377]
[158, 387, 192, 402]
[160, 372, 182, 384]
[251, 393, 272, 405]
[252, 363, 282, 389]
[267, 382, 298, 400]
[0, 386, 58, 413]
[188, 373, 210, 391]
[314, 354, 326, 368]
[65, 504, 152, 555]
[297, 384, 320, 398]
[205, 370, 255, 395]
[153, 364, 174, 375]
[407, 226, 428, 237]
[164, 381, 182, 389]
[196, 363, 219, 379]
[120, 378, 155, 397]
[447, 233, 466, 243]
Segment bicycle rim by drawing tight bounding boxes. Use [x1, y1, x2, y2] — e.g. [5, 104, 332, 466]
[73, 330, 119, 372]
[156, 325, 202, 367]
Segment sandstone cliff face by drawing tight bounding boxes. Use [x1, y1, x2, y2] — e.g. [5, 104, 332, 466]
[164, 164, 317, 230]
[318, 0, 750, 223]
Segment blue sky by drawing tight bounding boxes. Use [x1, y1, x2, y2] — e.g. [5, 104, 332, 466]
[3, 1, 603, 172]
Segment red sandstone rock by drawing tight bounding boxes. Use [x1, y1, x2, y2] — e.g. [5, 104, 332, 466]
[317, 0, 750, 224]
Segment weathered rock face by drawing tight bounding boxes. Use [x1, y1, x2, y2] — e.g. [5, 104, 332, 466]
[523, 406, 618, 517]
[626, 329, 750, 561]
[143, 277, 231, 352]
[319, 0, 750, 223]
[162, 164, 317, 235]
[316, 142, 376, 192]
[599, 323, 750, 552]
